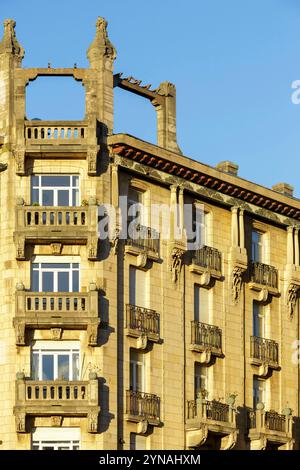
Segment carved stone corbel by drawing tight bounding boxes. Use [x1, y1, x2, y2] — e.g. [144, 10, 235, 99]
[87, 148, 98, 175]
[221, 430, 238, 450]
[198, 349, 212, 365]
[87, 408, 98, 433]
[137, 251, 147, 268]
[250, 435, 267, 450]
[257, 362, 269, 378]
[87, 236, 98, 260]
[186, 424, 208, 448]
[258, 287, 269, 303]
[16, 236, 25, 260]
[14, 149, 25, 175]
[87, 320, 99, 346]
[15, 411, 26, 433]
[15, 320, 25, 346]
[170, 247, 184, 283]
[110, 228, 120, 255]
[199, 270, 211, 287]
[51, 415, 63, 427]
[286, 283, 300, 319]
[50, 243, 62, 255]
[137, 419, 148, 435]
[136, 334, 148, 350]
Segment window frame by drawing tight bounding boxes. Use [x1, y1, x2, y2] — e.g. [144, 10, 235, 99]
[31, 343, 80, 381]
[31, 260, 80, 293]
[31, 174, 80, 207]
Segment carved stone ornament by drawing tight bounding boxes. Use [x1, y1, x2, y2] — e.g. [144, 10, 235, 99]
[51, 415, 63, 427]
[137, 251, 147, 268]
[186, 424, 208, 448]
[287, 283, 300, 319]
[111, 228, 120, 255]
[51, 328, 62, 340]
[136, 334, 148, 350]
[15, 412, 26, 433]
[137, 419, 148, 435]
[50, 243, 62, 255]
[15, 321, 25, 345]
[87, 409, 98, 433]
[170, 248, 184, 283]
[231, 266, 245, 304]
[222, 430, 238, 450]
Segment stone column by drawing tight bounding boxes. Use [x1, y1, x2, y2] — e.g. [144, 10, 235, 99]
[170, 185, 178, 240]
[231, 206, 239, 247]
[287, 226, 294, 265]
[179, 186, 184, 237]
[154, 82, 182, 154]
[239, 209, 245, 249]
[294, 227, 299, 266]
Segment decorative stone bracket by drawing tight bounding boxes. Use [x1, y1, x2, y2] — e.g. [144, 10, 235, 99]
[170, 244, 185, 283]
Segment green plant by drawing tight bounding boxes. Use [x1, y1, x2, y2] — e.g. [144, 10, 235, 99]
[81, 199, 88, 206]
[32, 202, 40, 206]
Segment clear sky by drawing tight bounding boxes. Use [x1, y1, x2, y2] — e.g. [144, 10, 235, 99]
[2, 0, 300, 196]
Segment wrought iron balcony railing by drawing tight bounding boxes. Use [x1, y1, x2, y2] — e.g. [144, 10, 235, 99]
[126, 304, 159, 338]
[191, 321, 222, 353]
[192, 246, 222, 272]
[251, 262, 278, 289]
[126, 224, 160, 254]
[187, 399, 229, 423]
[250, 336, 279, 365]
[126, 390, 160, 423]
[249, 409, 290, 434]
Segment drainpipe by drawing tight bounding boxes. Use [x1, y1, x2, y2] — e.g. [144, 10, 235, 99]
[183, 264, 187, 449]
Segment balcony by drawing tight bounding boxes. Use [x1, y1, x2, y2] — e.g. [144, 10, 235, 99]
[125, 304, 160, 348]
[248, 405, 294, 450]
[14, 372, 100, 433]
[190, 321, 223, 363]
[14, 286, 99, 346]
[125, 225, 160, 266]
[250, 336, 279, 376]
[16, 120, 99, 175]
[189, 246, 222, 286]
[125, 390, 161, 428]
[14, 203, 98, 260]
[186, 396, 238, 450]
[249, 262, 279, 300]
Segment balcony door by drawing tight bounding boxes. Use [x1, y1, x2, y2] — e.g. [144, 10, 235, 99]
[32, 341, 80, 381]
[31, 175, 79, 206]
[253, 377, 266, 409]
[129, 267, 148, 308]
[194, 285, 209, 324]
[194, 363, 208, 399]
[32, 427, 80, 450]
[252, 229, 265, 263]
[253, 301, 265, 338]
[31, 260, 79, 292]
[130, 350, 145, 393]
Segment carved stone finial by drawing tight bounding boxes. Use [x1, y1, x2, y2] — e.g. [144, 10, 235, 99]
[0, 19, 24, 64]
[87, 17, 116, 66]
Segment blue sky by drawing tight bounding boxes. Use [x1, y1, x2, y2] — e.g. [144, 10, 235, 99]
[2, 0, 300, 196]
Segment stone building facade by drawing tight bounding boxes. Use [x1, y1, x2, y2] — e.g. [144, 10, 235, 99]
[0, 17, 300, 450]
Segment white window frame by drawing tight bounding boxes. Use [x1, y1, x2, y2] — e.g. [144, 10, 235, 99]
[128, 187, 147, 226]
[253, 302, 265, 338]
[31, 174, 80, 206]
[32, 427, 80, 450]
[195, 363, 208, 398]
[252, 229, 265, 263]
[194, 284, 210, 324]
[32, 341, 80, 381]
[253, 377, 266, 409]
[31, 256, 80, 292]
[130, 350, 145, 393]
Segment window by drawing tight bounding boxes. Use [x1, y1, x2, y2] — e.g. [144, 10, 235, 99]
[253, 378, 266, 409]
[31, 261, 79, 292]
[187, 205, 207, 250]
[32, 341, 80, 381]
[194, 285, 209, 323]
[252, 230, 264, 263]
[31, 175, 80, 206]
[128, 187, 145, 226]
[253, 301, 264, 337]
[195, 363, 208, 399]
[129, 267, 149, 308]
[130, 350, 145, 392]
[32, 427, 80, 450]
[130, 433, 147, 450]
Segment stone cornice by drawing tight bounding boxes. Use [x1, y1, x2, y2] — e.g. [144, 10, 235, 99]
[108, 134, 300, 225]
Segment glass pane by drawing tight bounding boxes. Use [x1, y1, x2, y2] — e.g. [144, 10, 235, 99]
[42, 272, 54, 292]
[42, 190, 54, 206]
[32, 353, 39, 379]
[31, 270, 39, 291]
[42, 355, 54, 380]
[72, 176, 79, 187]
[57, 190, 69, 206]
[41, 263, 70, 269]
[57, 355, 69, 380]
[58, 272, 69, 292]
[72, 353, 79, 380]
[72, 271, 79, 292]
[31, 175, 39, 186]
[41, 176, 70, 187]
[72, 189, 79, 206]
[72, 263, 79, 269]
[31, 188, 39, 204]
[32, 445, 39, 450]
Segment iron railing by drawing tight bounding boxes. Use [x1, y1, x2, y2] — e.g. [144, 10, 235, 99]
[250, 336, 279, 365]
[266, 411, 286, 432]
[191, 321, 222, 352]
[251, 262, 278, 289]
[126, 304, 159, 337]
[126, 224, 159, 254]
[192, 246, 222, 272]
[187, 399, 229, 422]
[126, 390, 160, 422]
